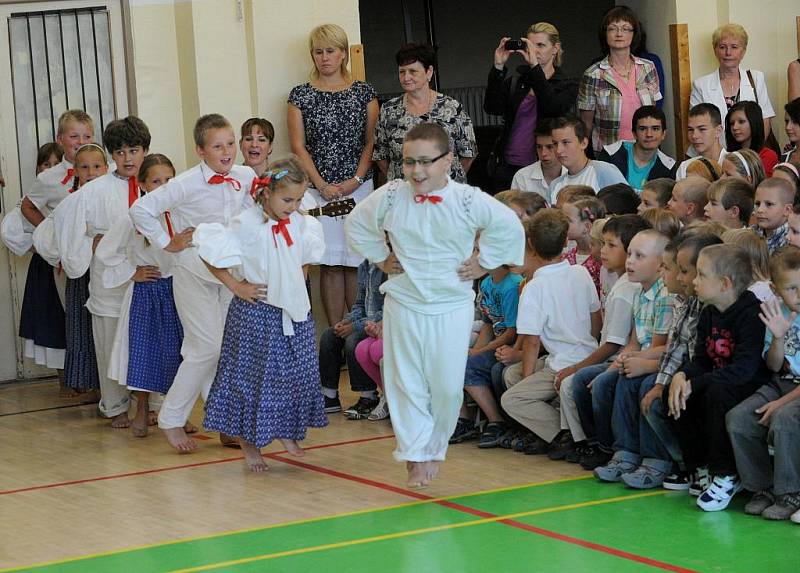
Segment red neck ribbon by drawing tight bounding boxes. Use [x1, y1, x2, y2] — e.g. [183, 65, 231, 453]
[413, 193, 443, 204]
[61, 168, 75, 186]
[272, 218, 293, 247]
[209, 173, 241, 191]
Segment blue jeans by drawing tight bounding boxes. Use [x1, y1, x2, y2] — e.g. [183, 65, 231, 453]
[464, 350, 497, 387]
[611, 373, 671, 462]
[586, 367, 622, 450]
[643, 386, 684, 468]
[571, 363, 608, 442]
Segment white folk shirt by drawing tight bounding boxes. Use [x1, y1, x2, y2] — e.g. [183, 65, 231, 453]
[95, 215, 177, 289]
[344, 178, 525, 315]
[129, 162, 256, 284]
[54, 172, 134, 316]
[23, 159, 75, 236]
[193, 206, 325, 334]
[516, 260, 601, 371]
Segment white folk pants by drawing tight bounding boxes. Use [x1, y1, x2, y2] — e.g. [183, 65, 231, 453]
[382, 297, 473, 462]
[158, 267, 232, 429]
[91, 314, 131, 418]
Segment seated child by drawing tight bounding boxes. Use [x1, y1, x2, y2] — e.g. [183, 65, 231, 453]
[555, 215, 650, 462]
[500, 209, 602, 455]
[667, 177, 709, 225]
[638, 178, 676, 213]
[727, 245, 800, 520]
[450, 264, 522, 447]
[639, 208, 680, 240]
[752, 178, 795, 254]
[353, 320, 388, 420]
[668, 244, 769, 511]
[319, 258, 386, 416]
[789, 201, 800, 247]
[563, 197, 606, 295]
[703, 178, 754, 229]
[596, 183, 640, 215]
[642, 233, 723, 490]
[589, 229, 676, 479]
[722, 228, 776, 303]
[509, 193, 548, 222]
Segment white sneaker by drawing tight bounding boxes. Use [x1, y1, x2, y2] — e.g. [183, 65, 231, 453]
[791, 507, 800, 524]
[367, 394, 390, 421]
[696, 474, 742, 512]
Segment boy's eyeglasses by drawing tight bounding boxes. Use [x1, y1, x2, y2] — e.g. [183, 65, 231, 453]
[402, 151, 448, 168]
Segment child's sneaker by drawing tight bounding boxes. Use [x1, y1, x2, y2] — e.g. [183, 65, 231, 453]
[546, 432, 576, 461]
[367, 395, 390, 421]
[621, 463, 669, 490]
[688, 467, 710, 497]
[324, 395, 342, 413]
[594, 454, 638, 483]
[477, 422, 507, 449]
[565, 442, 590, 463]
[792, 508, 800, 524]
[344, 397, 379, 419]
[744, 489, 775, 516]
[662, 471, 691, 491]
[696, 474, 742, 511]
[761, 492, 800, 521]
[579, 446, 613, 470]
[449, 418, 479, 444]
[522, 436, 550, 455]
[513, 432, 537, 452]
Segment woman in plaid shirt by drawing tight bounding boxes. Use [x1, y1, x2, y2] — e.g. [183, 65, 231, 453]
[578, 6, 662, 155]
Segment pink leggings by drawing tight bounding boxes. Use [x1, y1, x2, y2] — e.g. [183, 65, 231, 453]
[354, 337, 383, 388]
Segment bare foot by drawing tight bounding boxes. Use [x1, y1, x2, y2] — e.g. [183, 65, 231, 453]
[184, 421, 198, 434]
[424, 460, 441, 484]
[240, 440, 268, 473]
[110, 413, 131, 429]
[163, 426, 198, 453]
[407, 462, 430, 489]
[147, 411, 158, 426]
[219, 433, 241, 448]
[279, 438, 305, 457]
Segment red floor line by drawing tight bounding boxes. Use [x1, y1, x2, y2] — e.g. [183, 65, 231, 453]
[268, 454, 698, 573]
[0, 434, 394, 496]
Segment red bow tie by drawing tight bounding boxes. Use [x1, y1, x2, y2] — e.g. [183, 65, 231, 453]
[272, 218, 293, 247]
[250, 177, 270, 198]
[128, 177, 139, 208]
[209, 173, 241, 191]
[414, 193, 443, 204]
[164, 212, 175, 239]
[61, 168, 75, 186]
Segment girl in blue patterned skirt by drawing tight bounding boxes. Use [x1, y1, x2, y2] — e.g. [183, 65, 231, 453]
[194, 156, 328, 472]
[96, 154, 184, 437]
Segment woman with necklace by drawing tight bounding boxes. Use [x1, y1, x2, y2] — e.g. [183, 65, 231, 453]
[690, 23, 775, 151]
[288, 23, 379, 327]
[578, 5, 662, 155]
[373, 43, 477, 184]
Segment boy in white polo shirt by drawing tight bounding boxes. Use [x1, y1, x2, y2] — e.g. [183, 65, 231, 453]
[510, 121, 566, 204]
[501, 208, 602, 452]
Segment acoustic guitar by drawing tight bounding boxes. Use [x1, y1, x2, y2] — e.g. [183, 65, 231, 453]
[305, 198, 356, 218]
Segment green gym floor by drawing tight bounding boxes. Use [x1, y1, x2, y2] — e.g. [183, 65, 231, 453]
[6, 474, 800, 573]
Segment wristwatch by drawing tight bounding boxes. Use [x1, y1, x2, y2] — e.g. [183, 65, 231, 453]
[353, 175, 365, 185]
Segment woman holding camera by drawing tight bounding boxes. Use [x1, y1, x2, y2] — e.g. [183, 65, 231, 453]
[484, 22, 578, 192]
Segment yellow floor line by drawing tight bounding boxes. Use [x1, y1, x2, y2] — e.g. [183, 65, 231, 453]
[0, 474, 591, 572]
[172, 490, 668, 572]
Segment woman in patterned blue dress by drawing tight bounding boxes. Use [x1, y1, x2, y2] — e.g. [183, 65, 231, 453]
[288, 23, 379, 327]
[194, 157, 328, 472]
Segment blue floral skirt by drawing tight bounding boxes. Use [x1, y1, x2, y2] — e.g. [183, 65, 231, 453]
[127, 277, 183, 393]
[204, 298, 328, 448]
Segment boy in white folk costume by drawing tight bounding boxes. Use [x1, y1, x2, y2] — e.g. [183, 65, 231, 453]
[345, 123, 525, 487]
[130, 114, 257, 452]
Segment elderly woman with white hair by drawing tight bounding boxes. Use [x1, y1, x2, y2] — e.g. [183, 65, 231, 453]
[690, 23, 775, 143]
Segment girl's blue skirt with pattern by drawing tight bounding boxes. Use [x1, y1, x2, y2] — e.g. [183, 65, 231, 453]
[64, 271, 99, 390]
[127, 277, 183, 394]
[204, 298, 328, 448]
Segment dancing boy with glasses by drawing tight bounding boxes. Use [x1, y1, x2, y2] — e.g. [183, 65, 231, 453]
[345, 123, 525, 488]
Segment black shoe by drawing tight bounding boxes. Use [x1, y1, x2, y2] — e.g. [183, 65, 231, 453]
[478, 422, 507, 449]
[498, 429, 521, 449]
[324, 395, 342, 413]
[449, 417, 479, 444]
[565, 441, 589, 464]
[547, 433, 576, 461]
[579, 445, 613, 470]
[523, 436, 550, 455]
[513, 432, 536, 452]
[344, 397, 379, 419]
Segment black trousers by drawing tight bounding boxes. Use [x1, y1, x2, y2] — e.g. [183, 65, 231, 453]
[318, 327, 375, 392]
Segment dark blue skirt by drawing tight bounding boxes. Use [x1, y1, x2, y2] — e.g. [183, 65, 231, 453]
[204, 298, 328, 448]
[127, 277, 183, 393]
[64, 271, 99, 390]
[19, 253, 66, 349]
